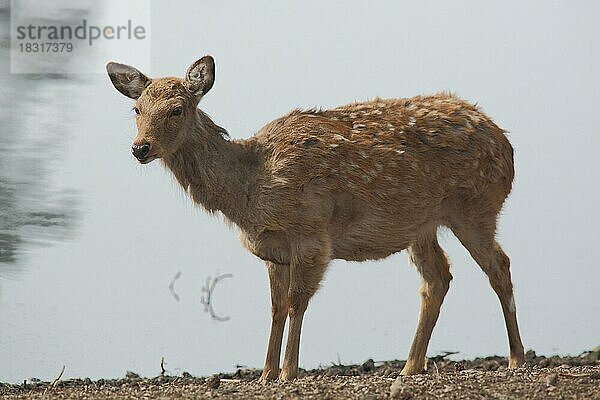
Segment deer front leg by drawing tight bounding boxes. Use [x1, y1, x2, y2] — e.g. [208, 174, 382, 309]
[259, 262, 290, 382]
[279, 244, 330, 381]
[401, 233, 452, 375]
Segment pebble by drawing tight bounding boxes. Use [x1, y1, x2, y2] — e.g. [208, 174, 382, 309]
[206, 375, 220, 389]
[538, 359, 551, 368]
[361, 359, 375, 372]
[545, 373, 558, 386]
[390, 376, 412, 399]
[125, 371, 140, 380]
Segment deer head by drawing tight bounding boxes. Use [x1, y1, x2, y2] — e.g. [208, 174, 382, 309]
[106, 56, 215, 163]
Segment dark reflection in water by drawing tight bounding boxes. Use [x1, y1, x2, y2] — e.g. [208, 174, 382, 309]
[0, 1, 88, 271]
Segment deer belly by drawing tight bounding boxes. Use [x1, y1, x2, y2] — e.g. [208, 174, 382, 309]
[332, 232, 409, 262]
[239, 230, 292, 265]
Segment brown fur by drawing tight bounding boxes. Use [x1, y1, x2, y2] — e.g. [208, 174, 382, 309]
[106, 57, 525, 381]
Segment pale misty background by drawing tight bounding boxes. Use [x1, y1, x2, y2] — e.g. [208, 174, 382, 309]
[1, 0, 599, 383]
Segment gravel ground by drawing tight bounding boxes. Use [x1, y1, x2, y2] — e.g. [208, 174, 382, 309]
[2, 352, 599, 399]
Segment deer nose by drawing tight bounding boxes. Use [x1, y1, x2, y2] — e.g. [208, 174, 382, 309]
[132, 143, 150, 159]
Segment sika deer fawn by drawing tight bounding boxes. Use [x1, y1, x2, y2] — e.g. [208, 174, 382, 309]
[106, 56, 525, 381]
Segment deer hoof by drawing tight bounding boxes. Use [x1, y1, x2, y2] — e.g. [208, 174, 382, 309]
[258, 369, 279, 383]
[278, 369, 298, 382]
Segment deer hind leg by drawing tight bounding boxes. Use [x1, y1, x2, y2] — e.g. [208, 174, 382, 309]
[259, 262, 290, 382]
[401, 229, 452, 375]
[450, 218, 525, 369]
[279, 239, 330, 381]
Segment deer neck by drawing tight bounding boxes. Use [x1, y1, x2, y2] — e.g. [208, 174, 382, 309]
[163, 109, 257, 229]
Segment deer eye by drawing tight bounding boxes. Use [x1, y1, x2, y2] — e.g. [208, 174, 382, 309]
[133, 107, 141, 115]
[171, 106, 183, 116]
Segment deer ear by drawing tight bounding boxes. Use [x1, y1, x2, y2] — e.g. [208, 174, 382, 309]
[184, 56, 215, 99]
[106, 62, 151, 99]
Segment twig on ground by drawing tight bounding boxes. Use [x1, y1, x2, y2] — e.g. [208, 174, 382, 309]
[160, 357, 166, 376]
[200, 273, 233, 321]
[430, 351, 459, 362]
[559, 372, 592, 378]
[42, 365, 65, 396]
[168, 271, 182, 301]
[330, 353, 344, 367]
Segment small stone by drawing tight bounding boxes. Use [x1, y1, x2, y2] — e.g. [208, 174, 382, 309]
[525, 350, 537, 360]
[483, 360, 500, 371]
[361, 359, 375, 372]
[545, 373, 558, 386]
[390, 376, 412, 399]
[538, 359, 550, 368]
[206, 375, 220, 389]
[590, 371, 600, 379]
[125, 371, 140, 380]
